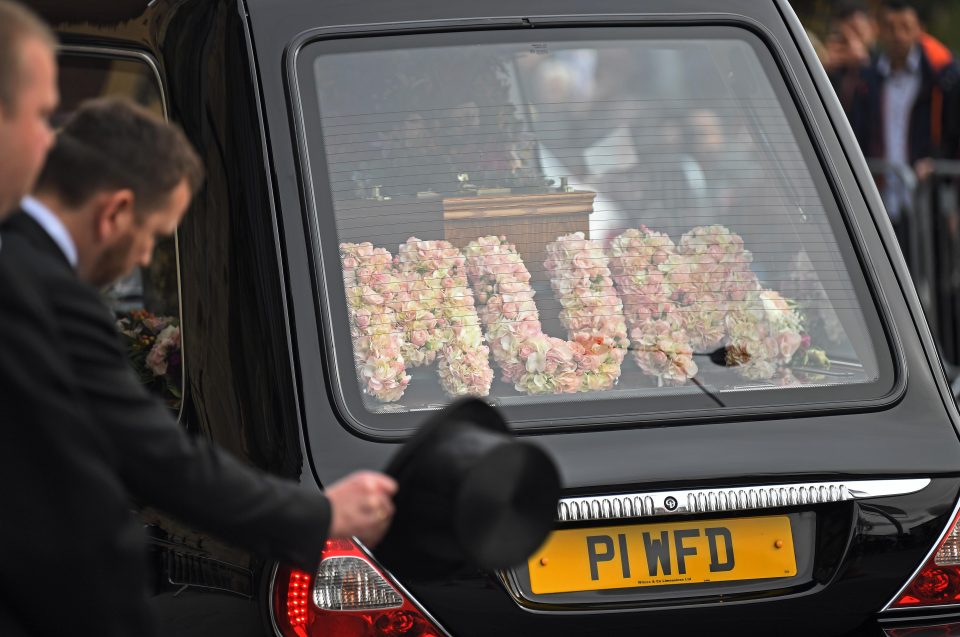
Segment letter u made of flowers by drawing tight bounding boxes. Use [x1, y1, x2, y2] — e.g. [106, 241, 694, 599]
[465, 234, 627, 395]
[393, 238, 494, 397]
[545, 232, 629, 392]
[340, 242, 411, 402]
[609, 227, 698, 386]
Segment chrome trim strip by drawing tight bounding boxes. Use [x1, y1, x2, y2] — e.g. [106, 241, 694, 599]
[557, 479, 931, 522]
[882, 488, 960, 612]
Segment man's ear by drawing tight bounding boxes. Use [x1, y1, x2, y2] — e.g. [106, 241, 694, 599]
[94, 189, 136, 242]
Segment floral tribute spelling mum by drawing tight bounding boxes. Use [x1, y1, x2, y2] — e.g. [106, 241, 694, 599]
[340, 239, 493, 403]
[342, 225, 824, 402]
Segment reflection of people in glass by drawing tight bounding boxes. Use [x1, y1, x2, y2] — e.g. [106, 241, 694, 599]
[519, 44, 774, 244]
[614, 105, 764, 243]
[683, 108, 745, 221]
[522, 48, 643, 242]
[317, 47, 538, 199]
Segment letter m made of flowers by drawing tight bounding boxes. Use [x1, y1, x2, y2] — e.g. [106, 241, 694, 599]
[340, 239, 494, 403]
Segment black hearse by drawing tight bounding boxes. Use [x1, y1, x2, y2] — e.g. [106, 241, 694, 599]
[31, 0, 960, 635]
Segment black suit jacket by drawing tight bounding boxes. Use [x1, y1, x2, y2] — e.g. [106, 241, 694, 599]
[1, 212, 331, 589]
[0, 234, 154, 635]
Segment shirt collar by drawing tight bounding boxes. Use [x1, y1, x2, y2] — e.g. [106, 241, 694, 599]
[878, 44, 922, 77]
[20, 195, 79, 268]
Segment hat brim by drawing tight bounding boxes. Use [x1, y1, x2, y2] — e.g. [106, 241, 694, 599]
[377, 397, 559, 579]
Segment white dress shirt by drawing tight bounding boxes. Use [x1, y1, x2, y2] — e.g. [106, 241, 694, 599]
[20, 195, 78, 268]
[879, 45, 922, 220]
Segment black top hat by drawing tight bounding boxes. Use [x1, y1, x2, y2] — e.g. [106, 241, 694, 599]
[374, 398, 561, 579]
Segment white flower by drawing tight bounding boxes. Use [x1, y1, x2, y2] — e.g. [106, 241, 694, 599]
[145, 325, 180, 377]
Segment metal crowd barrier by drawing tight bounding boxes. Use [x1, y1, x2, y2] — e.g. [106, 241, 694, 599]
[868, 159, 960, 392]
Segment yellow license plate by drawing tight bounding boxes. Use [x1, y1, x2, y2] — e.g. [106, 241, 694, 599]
[528, 515, 796, 594]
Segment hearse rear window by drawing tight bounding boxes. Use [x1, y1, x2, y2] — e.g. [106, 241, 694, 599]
[295, 27, 895, 431]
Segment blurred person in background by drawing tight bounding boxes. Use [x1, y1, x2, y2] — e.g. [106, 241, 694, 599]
[824, 0, 878, 114]
[522, 46, 648, 242]
[632, 107, 744, 231]
[850, 0, 960, 261]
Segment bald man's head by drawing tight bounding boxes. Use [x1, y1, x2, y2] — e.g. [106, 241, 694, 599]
[0, 1, 58, 216]
[0, 1, 56, 114]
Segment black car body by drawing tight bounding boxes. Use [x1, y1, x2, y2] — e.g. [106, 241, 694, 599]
[31, 0, 960, 635]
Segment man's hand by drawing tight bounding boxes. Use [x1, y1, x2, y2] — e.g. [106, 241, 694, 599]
[824, 23, 869, 72]
[326, 471, 398, 548]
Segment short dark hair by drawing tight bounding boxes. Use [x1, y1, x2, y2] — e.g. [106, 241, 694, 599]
[35, 97, 205, 215]
[882, 0, 925, 21]
[834, 0, 869, 21]
[0, 0, 56, 113]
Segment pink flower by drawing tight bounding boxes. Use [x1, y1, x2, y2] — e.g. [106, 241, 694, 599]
[361, 287, 384, 307]
[778, 330, 802, 360]
[354, 309, 371, 329]
[558, 372, 583, 393]
[145, 325, 180, 377]
[578, 354, 601, 372]
[410, 330, 428, 347]
[143, 316, 169, 333]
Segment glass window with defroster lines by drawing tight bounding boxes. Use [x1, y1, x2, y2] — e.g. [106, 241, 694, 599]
[298, 28, 891, 428]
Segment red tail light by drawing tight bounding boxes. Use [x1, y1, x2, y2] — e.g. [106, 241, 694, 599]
[272, 539, 447, 637]
[889, 507, 960, 608]
[884, 623, 960, 636]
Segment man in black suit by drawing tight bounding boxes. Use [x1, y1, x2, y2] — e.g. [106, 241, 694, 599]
[1, 96, 397, 633]
[0, 4, 161, 635]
